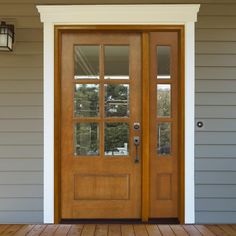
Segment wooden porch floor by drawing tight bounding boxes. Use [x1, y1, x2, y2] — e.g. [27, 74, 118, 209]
[0, 224, 236, 236]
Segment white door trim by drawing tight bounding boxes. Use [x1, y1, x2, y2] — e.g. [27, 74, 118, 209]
[37, 4, 200, 224]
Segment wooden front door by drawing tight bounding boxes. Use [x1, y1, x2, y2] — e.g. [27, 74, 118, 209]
[61, 32, 142, 219]
[59, 29, 182, 221]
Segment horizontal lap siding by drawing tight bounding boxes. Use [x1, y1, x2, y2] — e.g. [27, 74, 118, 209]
[0, 1, 43, 223]
[195, 3, 236, 223]
[0, 0, 235, 224]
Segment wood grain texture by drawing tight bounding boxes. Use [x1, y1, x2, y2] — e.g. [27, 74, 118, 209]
[145, 224, 162, 236]
[141, 31, 150, 222]
[60, 31, 142, 219]
[206, 225, 228, 236]
[0, 224, 235, 236]
[149, 31, 180, 218]
[108, 224, 121, 236]
[194, 225, 216, 236]
[68, 224, 84, 236]
[183, 225, 202, 236]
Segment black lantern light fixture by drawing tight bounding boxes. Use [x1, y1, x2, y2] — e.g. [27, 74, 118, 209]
[0, 21, 14, 51]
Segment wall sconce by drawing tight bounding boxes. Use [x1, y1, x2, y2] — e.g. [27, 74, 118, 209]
[0, 21, 14, 51]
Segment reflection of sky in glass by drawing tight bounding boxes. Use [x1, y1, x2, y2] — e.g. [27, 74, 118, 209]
[158, 84, 170, 90]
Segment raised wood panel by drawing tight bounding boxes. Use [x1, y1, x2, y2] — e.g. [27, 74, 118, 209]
[196, 106, 236, 119]
[196, 199, 236, 211]
[0, 172, 43, 184]
[0, 68, 43, 80]
[195, 119, 236, 132]
[0, 133, 42, 145]
[196, 29, 236, 41]
[196, 80, 236, 93]
[0, 81, 42, 93]
[196, 159, 236, 171]
[16, 29, 43, 42]
[196, 67, 236, 80]
[74, 174, 130, 200]
[0, 107, 43, 119]
[0, 55, 42, 68]
[0, 120, 42, 132]
[0, 94, 42, 106]
[196, 145, 236, 158]
[196, 212, 236, 224]
[0, 185, 43, 198]
[156, 174, 172, 200]
[13, 42, 43, 55]
[0, 198, 42, 211]
[199, 4, 236, 15]
[196, 42, 236, 54]
[196, 132, 236, 145]
[0, 211, 43, 223]
[196, 185, 236, 198]
[196, 171, 236, 185]
[196, 55, 236, 67]
[196, 93, 236, 106]
[197, 16, 236, 28]
[0, 159, 42, 171]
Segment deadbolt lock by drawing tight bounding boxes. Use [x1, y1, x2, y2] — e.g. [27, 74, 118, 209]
[133, 122, 140, 131]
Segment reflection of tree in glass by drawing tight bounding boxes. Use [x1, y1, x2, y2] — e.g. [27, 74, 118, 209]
[105, 84, 129, 117]
[75, 84, 99, 117]
[158, 123, 171, 155]
[75, 123, 99, 156]
[157, 86, 170, 117]
[105, 123, 129, 155]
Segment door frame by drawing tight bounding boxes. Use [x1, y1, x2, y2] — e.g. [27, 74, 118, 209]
[37, 4, 200, 224]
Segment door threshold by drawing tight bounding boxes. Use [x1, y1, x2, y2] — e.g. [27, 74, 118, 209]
[61, 218, 179, 224]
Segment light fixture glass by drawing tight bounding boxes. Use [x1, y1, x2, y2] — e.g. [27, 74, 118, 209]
[0, 21, 14, 51]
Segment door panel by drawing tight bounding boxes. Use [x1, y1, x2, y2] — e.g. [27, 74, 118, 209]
[149, 32, 179, 218]
[60, 30, 181, 220]
[61, 32, 141, 219]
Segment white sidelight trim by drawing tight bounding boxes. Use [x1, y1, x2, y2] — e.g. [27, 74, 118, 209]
[37, 4, 200, 224]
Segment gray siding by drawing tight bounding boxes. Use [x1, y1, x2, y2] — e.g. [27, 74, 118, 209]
[195, 3, 236, 223]
[0, 0, 235, 223]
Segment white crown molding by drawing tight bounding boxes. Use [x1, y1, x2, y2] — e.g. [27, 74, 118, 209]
[37, 5, 200, 24]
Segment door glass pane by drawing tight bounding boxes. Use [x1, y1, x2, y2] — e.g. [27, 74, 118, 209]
[105, 123, 129, 156]
[104, 46, 129, 80]
[74, 84, 99, 117]
[157, 122, 171, 156]
[74, 45, 99, 79]
[105, 84, 129, 117]
[157, 46, 171, 79]
[74, 123, 99, 156]
[157, 84, 171, 117]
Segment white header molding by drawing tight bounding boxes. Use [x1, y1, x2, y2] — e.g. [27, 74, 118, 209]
[37, 4, 200, 224]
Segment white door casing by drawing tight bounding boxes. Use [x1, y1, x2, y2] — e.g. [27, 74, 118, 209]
[37, 4, 200, 223]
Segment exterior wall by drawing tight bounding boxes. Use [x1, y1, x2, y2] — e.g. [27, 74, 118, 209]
[0, 0, 235, 223]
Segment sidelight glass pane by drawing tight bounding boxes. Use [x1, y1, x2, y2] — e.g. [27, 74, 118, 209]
[104, 46, 129, 80]
[105, 123, 129, 156]
[157, 46, 171, 79]
[74, 84, 99, 117]
[74, 123, 99, 156]
[157, 122, 171, 155]
[74, 45, 99, 79]
[105, 84, 129, 117]
[157, 84, 171, 118]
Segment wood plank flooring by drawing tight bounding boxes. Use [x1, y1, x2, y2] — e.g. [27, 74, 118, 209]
[0, 224, 236, 236]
